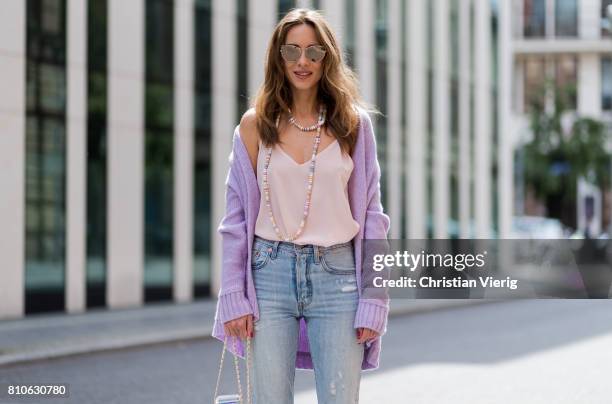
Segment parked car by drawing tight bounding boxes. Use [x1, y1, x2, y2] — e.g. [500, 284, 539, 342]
[510, 216, 568, 239]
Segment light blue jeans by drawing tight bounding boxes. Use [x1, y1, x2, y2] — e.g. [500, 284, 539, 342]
[250, 235, 364, 404]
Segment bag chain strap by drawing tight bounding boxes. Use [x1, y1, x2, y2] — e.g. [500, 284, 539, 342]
[213, 335, 252, 404]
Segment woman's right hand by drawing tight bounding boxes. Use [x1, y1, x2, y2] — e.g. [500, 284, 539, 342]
[224, 314, 254, 339]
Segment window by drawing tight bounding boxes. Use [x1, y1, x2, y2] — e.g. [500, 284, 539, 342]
[236, 0, 249, 121]
[345, 0, 356, 68]
[522, 55, 577, 113]
[194, 0, 212, 297]
[145, 0, 175, 302]
[400, 0, 407, 238]
[375, 0, 388, 209]
[603, 58, 612, 111]
[25, 0, 67, 314]
[87, 0, 108, 308]
[602, 0, 612, 37]
[491, 0, 500, 235]
[450, 0, 460, 228]
[523, 57, 546, 112]
[555, 0, 577, 37]
[426, 0, 433, 238]
[554, 55, 577, 110]
[523, 0, 546, 37]
[278, 0, 294, 20]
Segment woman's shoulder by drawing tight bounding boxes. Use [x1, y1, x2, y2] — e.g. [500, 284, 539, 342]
[239, 108, 258, 139]
[239, 108, 259, 171]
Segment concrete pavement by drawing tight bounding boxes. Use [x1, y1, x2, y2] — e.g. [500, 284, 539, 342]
[0, 298, 489, 367]
[2, 300, 612, 403]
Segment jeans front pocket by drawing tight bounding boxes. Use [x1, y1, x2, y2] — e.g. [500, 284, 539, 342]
[320, 246, 356, 275]
[251, 246, 271, 271]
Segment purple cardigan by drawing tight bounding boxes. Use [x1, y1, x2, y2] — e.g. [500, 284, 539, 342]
[212, 107, 391, 370]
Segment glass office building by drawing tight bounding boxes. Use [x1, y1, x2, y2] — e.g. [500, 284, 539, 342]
[2, 0, 521, 319]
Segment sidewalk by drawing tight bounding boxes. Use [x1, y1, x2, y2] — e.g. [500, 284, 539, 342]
[0, 299, 489, 367]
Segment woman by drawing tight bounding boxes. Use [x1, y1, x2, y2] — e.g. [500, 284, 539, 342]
[212, 8, 391, 403]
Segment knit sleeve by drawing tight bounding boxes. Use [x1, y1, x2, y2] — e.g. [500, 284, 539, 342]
[354, 110, 392, 336]
[215, 138, 253, 324]
[361, 112, 391, 240]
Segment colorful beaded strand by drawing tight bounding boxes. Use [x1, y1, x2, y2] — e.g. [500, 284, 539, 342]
[263, 105, 326, 242]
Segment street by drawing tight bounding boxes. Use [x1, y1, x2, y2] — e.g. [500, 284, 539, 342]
[1, 300, 611, 403]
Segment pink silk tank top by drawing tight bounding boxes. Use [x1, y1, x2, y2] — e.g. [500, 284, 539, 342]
[254, 136, 360, 247]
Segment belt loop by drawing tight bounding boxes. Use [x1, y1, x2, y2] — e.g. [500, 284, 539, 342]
[313, 245, 321, 265]
[270, 240, 280, 259]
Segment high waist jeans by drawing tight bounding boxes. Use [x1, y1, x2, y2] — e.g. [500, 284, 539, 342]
[250, 235, 364, 404]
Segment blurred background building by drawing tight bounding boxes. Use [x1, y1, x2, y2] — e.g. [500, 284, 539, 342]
[511, 0, 612, 234]
[0, 0, 610, 320]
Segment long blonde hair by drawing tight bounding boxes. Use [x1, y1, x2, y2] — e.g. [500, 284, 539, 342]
[253, 8, 374, 156]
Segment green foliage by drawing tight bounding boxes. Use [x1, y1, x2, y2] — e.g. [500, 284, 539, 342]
[522, 80, 610, 203]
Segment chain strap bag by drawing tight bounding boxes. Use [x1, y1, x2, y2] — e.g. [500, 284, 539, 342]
[213, 335, 252, 404]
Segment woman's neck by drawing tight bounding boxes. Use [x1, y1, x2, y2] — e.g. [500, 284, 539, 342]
[291, 88, 319, 120]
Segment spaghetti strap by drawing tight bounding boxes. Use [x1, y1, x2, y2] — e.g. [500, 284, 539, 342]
[257, 137, 265, 159]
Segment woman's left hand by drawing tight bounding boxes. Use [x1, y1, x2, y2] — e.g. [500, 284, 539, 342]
[356, 327, 379, 344]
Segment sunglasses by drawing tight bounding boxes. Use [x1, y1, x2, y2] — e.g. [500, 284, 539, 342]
[280, 44, 326, 63]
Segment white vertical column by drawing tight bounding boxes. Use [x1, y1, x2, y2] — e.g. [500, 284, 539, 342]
[458, 0, 471, 239]
[174, 0, 194, 303]
[544, 56, 555, 114]
[474, 0, 491, 238]
[0, 1, 25, 319]
[514, 58, 525, 115]
[512, 0, 524, 39]
[545, 0, 555, 38]
[107, 0, 145, 308]
[498, 0, 513, 238]
[386, 0, 401, 240]
[356, 0, 374, 105]
[320, 0, 345, 47]
[579, 0, 601, 39]
[433, 0, 450, 239]
[66, 0, 87, 313]
[578, 54, 602, 118]
[248, 0, 275, 98]
[212, 0, 237, 297]
[407, 0, 427, 238]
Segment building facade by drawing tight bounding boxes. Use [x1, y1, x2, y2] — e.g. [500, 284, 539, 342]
[510, 0, 612, 223]
[0, 0, 509, 319]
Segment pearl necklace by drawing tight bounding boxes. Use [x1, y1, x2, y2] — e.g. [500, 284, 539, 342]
[288, 106, 326, 132]
[263, 105, 326, 242]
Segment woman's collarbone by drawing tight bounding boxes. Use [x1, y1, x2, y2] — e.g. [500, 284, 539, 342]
[278, 127, 336, 159]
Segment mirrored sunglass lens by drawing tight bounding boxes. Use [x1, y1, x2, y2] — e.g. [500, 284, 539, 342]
[305, 46, 325, 62]
[282, 45, 301, 61]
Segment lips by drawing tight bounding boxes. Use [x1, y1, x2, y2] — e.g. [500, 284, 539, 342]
[294, 71, 312, 80]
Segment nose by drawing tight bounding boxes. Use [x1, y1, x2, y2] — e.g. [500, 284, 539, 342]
[297, 50, 310, 67]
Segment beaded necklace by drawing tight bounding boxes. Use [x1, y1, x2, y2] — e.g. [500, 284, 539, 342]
[262, 105, 327, 242]
[288, 107, 325, 131]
